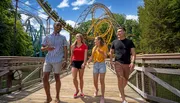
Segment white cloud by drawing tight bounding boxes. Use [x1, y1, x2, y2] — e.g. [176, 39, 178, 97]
[126, 15, 138, 21]
[71, 0, 95, 7]
[72, 7, 80, 10]
[25, 1, 31, 5]
[138, 0, 144, 5]
[38, 9, 48, 19]
[66, 20, 76, 27]
[88, 0, 95, 5]
[108, 6, 111, 10]
[20, 14, 29, 22]
[57, 0, 69, 8]
[60, 30, 70, 41]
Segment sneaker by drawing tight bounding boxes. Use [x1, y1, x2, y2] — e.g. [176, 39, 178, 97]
[100, 97, 105, 103]
[73, 91, 79, 98]
[93, 89, 98, 97]
[122, 100, 128, 103]
[80, 93, 84, 97]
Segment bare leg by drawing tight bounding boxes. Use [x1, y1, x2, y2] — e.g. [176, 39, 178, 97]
[100, 73, 105, 103]
[72, 67, 79, 92]
[100, 73, 105, 97]
[79, 68, 85, 93]
[116, 71, 126, 101]
[43, 72, 52, 102]
[93, 73, 99, 96]
[54, 74, 61, 101]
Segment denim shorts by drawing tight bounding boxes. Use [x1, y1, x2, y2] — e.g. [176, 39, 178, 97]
[93, 62, 106, 74]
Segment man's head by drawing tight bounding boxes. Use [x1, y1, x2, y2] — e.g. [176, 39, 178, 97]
[54, 22, 62, 33]
[117, 27, 126, 38]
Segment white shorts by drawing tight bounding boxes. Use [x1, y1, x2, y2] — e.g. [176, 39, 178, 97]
[43, 62, 62, 74]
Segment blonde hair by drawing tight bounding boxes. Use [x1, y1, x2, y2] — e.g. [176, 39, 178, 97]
[72, 33, 85, 46]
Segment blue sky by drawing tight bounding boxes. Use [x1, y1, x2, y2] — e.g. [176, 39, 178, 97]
[14, 0, 144, 41]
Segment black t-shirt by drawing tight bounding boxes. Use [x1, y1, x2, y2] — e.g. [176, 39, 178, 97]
[111, 38, 135, 64]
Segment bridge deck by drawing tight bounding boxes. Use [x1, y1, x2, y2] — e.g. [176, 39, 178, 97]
[0, 64, 146, 103]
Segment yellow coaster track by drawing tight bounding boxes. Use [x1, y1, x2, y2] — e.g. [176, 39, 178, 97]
[36, 0, 120, 45]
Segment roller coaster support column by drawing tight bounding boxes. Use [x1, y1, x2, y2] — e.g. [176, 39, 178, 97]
[69, 33, 72, 56]
[46, 16, 50, 35]
[13, 0, 18, 56]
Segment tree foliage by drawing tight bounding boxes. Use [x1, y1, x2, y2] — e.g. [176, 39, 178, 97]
[138, 0, 180, 53]
[0, 0, 33, 56]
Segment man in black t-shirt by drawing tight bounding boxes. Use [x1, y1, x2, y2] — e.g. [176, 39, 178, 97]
[110, 27, 136, 103]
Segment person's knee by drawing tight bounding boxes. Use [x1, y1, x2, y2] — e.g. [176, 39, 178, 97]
[54, 74, 60, 81]
[43, 73, 49, 80]
[73, 76, 77, 81]
[79, 78, 83, 82]
[100, 78, 105, 84]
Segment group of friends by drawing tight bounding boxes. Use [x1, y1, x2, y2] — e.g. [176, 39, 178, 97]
[41, 22, 136, 103]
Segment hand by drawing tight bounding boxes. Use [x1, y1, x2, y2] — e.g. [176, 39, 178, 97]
[98, 49, 103, 53]
[81, 63, 86, 69]
[129, 63, 135, 72]
[47, 46, 55, 51]
[110, 61, 115, 68]
[62, 61, 67, 70]
[94, 46, 98, 51]
[110, 61, 115, 65]
[86, 62, 90, 69]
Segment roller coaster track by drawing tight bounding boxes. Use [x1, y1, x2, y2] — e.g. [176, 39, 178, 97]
[18, 10, 46, 56]
[37, 0, 120, 45]
[36, 0, 77, 35]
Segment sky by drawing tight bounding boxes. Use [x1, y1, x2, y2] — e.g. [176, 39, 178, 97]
[13, 0, 144, 41]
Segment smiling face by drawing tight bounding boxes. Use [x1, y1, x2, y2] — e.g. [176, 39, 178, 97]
[54, 22, 62, 33]
[76, 34, 82, 43]
[117, 28, 125, 38]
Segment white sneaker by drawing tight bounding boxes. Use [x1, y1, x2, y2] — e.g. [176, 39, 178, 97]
[122, 100, 128, 103]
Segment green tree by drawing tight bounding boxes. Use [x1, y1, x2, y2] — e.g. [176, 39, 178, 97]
[0, 0, 33, 56]
[138, 0, 180, 53]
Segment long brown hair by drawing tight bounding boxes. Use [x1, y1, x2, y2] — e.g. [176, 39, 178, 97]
[72, 33, 85, 46]
[96, 36, 104, 47]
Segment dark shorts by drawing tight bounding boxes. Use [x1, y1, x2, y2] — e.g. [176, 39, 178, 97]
[71, 61, 84, 69]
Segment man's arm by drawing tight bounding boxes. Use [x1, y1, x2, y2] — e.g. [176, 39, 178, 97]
[41, 45, 55, 51]
[131, 48, 136, 64]
[110, 48, 114, 64]
[129, 48, 136, 71]
[63, 46, 68, 62]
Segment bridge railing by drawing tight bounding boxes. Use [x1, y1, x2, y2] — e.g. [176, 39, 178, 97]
[0, 56, 71, 95]
[106, 53, 180, 103]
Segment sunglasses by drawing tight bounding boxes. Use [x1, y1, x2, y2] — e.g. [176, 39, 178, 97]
[56, 24, 62, 27]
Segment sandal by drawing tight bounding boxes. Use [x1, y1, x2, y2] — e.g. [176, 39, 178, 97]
[44, 98, 52, 103]
[54, 99, 60, 103]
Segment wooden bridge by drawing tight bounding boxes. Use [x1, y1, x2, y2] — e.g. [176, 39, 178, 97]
[0, 54, 180, 103]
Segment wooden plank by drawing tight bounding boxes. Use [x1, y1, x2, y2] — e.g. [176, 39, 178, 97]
[22, 67, 41, 84]
[0, 63, 146, 103]
[150, 78, 156, 96]
[136, 71, 139, 89]
[129, 70, 137, 79]
[0, 70, 9, 77]
[135, 67, 180, 75]
[136, 59, 180, 64]
[128, 82, 178, 103]
[144, 71, 180, 97]
[0, 76, 1, 89]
